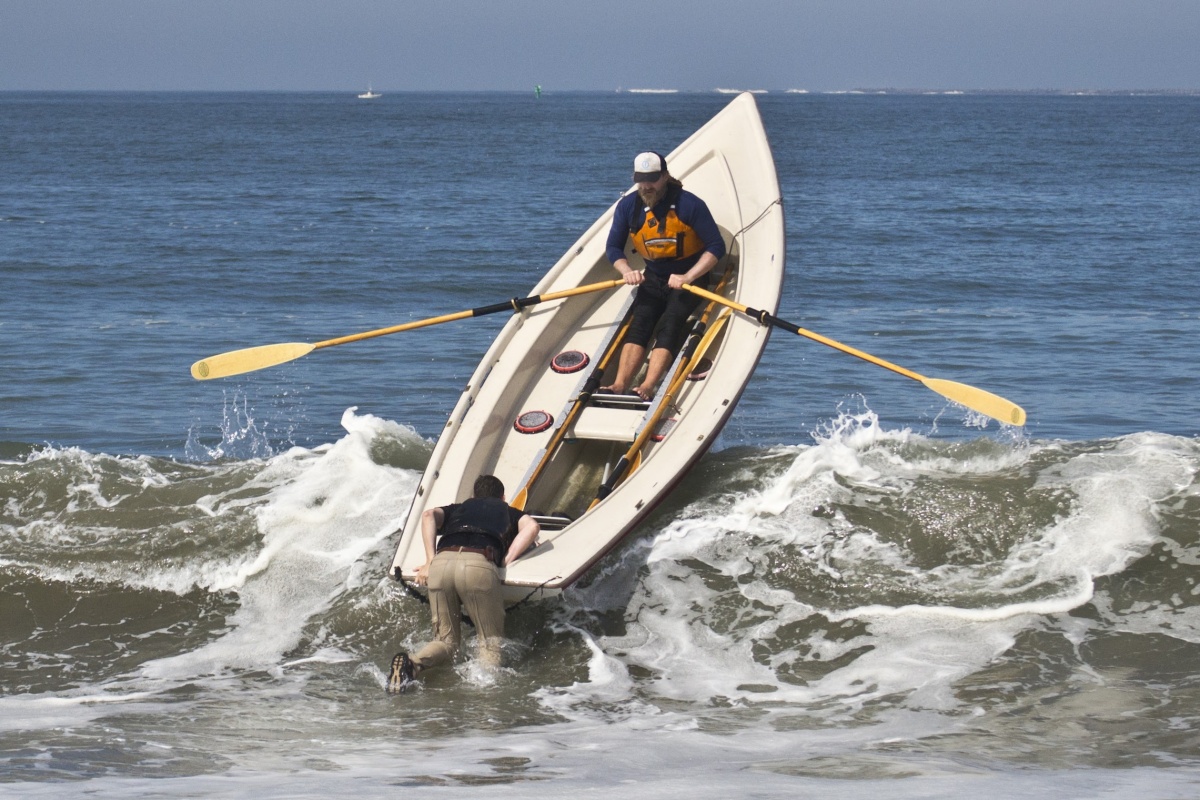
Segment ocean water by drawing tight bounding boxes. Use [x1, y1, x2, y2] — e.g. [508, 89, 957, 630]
[2, 90, 1200, 797]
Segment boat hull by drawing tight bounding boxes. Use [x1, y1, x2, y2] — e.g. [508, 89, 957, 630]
[390, 92, 786, 604]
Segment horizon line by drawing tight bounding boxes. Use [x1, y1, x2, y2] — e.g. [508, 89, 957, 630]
[2, 87, 1198, 96]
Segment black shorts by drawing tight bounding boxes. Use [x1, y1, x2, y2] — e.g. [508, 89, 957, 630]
[625, 272, 712, 355]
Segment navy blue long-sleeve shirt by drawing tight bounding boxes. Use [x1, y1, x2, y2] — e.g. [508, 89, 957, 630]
[605, 187, 726, 279]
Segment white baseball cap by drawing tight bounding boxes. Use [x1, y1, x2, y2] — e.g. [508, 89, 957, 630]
[632, 151, 666, 182]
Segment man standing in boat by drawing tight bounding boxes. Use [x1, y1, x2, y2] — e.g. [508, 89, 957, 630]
[602, 151, 726, 400]
[388, 475, 540, 693]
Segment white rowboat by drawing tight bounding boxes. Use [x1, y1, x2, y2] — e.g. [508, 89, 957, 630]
[389, 92, 786, 604]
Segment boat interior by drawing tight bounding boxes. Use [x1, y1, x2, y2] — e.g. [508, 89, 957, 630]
[507, 235, 741, 527]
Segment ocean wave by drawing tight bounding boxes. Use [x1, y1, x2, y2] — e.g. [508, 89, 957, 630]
[4, 409, 1200, 778]
[555, 412, 1200, 717]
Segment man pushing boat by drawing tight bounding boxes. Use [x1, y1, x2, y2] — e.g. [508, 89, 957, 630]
[601, 151, 727, 400]
[388, 475, 539, 693]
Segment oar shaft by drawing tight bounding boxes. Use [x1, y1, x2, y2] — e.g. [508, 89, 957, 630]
[680, 283, 1026, 426]
[680, 283, 922, 381]
[191, 278, 625, 380]
[313, 309, 473, 349]
[313, 279, 624, 350]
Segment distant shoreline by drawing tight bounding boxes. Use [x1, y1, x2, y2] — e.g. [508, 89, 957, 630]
[2, 87, 1198, 96]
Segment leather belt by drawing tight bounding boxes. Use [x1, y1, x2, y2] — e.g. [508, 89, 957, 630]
[438, 545, 498, 563]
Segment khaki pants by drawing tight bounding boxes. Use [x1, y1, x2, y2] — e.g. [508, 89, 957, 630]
[412, 550, 505, 670]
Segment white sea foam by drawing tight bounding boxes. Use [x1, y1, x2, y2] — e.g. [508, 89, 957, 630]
[548, 414, 1194, 719]
[5, 422, 1200, 797]
[0, 689, 179, 737]
[533, 624, 643, 718]
[138, 408, 420, 681]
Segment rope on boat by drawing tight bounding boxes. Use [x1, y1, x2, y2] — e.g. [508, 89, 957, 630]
[731, 197, 783, 241]
[727, 197, 782, 329]
[507, 576, 562, 613]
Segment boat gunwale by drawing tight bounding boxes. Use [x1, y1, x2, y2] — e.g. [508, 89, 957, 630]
[390, 92, 786, 601]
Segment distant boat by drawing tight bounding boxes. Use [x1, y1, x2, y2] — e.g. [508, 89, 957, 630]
[357, 85, 381, 99]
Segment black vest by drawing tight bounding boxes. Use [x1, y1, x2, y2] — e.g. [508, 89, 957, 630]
[437, 497, 517, 562]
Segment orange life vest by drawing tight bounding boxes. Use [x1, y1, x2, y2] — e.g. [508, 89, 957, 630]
[630, 201, 705, 262]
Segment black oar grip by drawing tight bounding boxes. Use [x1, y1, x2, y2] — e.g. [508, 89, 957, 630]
[471, 300, 516, 316]
[471, 294, 544, 316]
[744, 305, 802, 335]
[679, 320, 708, 359]
[595, 456, 631, 501]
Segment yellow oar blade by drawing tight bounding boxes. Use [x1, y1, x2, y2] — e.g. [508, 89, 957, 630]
[191, 342, 315, 380]
[922, 378, 1026, 426]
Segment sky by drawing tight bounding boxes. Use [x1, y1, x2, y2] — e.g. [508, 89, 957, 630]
[2, 0, 1198, 92]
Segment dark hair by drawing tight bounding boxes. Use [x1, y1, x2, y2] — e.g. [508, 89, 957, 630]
[473, 474, 505, 499]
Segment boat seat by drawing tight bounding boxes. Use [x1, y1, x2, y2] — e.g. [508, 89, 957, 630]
[569, 406, 644, 442]
[529, 514, 572, 531]
[588, 391, 651, 410]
